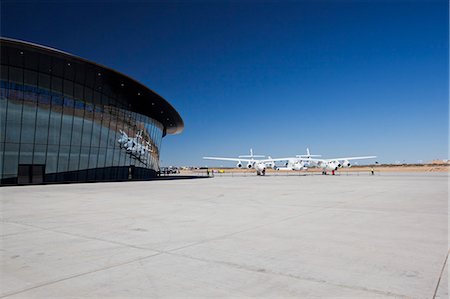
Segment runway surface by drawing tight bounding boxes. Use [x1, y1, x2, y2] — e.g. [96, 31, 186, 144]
[1, 173, 448, 298]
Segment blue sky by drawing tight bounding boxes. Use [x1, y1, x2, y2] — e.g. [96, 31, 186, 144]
[2, 1, 448, 165]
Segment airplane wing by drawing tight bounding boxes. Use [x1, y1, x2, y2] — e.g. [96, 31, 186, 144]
[259, 157, 297, 163]
[203, 157, 253, 162]
[300, 156, 376, 163]
[296, 157, 323, 162]
[330, 156, 377, 161]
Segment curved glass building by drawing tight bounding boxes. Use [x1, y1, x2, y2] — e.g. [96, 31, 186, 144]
[0, 38, 183, 185]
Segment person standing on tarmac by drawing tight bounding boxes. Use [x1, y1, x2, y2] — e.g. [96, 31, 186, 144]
[371, 167, 374, 175]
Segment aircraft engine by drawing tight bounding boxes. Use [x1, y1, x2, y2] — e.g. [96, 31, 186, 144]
[342, 160, 351, 167]
[236, 162, 242, 168]
[247, 162, 253, 169]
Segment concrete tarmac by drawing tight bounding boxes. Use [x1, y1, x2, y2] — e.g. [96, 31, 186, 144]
[1, 173, 448, 298]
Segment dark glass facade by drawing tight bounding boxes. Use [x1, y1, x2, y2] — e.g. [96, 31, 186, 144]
[0, 38, 183, 185]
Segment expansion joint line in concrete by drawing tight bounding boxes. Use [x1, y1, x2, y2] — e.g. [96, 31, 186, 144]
[1, 219, 157, 253]
[0, 252, 163, 298]
[166, 251, 407, 298]
[432, 248, 449, 299]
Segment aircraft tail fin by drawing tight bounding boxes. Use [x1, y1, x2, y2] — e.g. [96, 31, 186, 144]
[239, 148, 265, 158]
[296, 147, 321, 158]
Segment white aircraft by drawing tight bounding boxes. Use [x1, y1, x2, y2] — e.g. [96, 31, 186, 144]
[278, 148, 322, 171]
[303, 154, 377, 175]
[203, 149, 285, 176]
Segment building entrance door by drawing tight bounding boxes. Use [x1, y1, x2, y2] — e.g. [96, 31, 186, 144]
[17, 164, 45, 184]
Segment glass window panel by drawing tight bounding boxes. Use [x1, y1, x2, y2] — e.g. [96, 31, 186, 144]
[0, 142, 4, 179]
[81, 120, 93, 147]
[19, 143, 33, 164]
[3, 143, 19, 178]
[46, 145, 59, 173]
[35, 106, 50, 145]
[108, 114, 116, 147]
[23, 88, 38, 105]
[88, 151, 98, 169]
[38, 91, 51, 109]
[113, 149, 122, 166]
[102, 93, 111, 106]
[0, 81, 8, 100]
[20, 104, 36, 144]
[0, 98, 7, 142]
[107, 129, 116, 156]
[59, 113, 73, 146]
[51, 77, 62, 94]
[93, 91, 101, 106]
[5, 100, 22, 143]
[51, 93, 63, 107]
[24, 70, 38, 86]
[90, 110, 101, 149]
[74, 83, 83, 100]
[130, 154, 138, 167]
[99, 126, 109, 148]
[48, 101, 62, 145]
[85, 87, 93, 104]
[38, 73, 51, 90]
[73, 99, 84, 119]
[71, 115, 83, 147]
[9, 84, 22, 102]
[33, 144, 46, 164]
[124, 147, 132, 167]
[63, 80, 73, 97]
[79, 147, 89, 170]
[1, 65, 8, 81]
[153, 120, 158, 141]
[68, 146, 80, 172]
[97, 147, 106, 168]
[60, 98, 74, 146]
[58, 146, 70, 173]
[9, 67, 22, 84]
[105, 148, 114, 167]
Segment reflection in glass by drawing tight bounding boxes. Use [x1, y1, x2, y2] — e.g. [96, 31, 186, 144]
[1, 70, 165, 183]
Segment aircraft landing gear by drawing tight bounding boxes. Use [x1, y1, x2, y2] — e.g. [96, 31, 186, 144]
[322, 171, 327, 175]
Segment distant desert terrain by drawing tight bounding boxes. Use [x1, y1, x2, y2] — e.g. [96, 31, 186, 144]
[200, 164, 449, 174]
[304, 165, 449, 173]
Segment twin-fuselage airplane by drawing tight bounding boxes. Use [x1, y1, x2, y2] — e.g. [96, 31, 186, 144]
[203, 148, 376, 175]
[203, 149, 285, 175]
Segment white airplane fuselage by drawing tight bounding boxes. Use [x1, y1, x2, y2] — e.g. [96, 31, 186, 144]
[242, 160, 268, 175]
